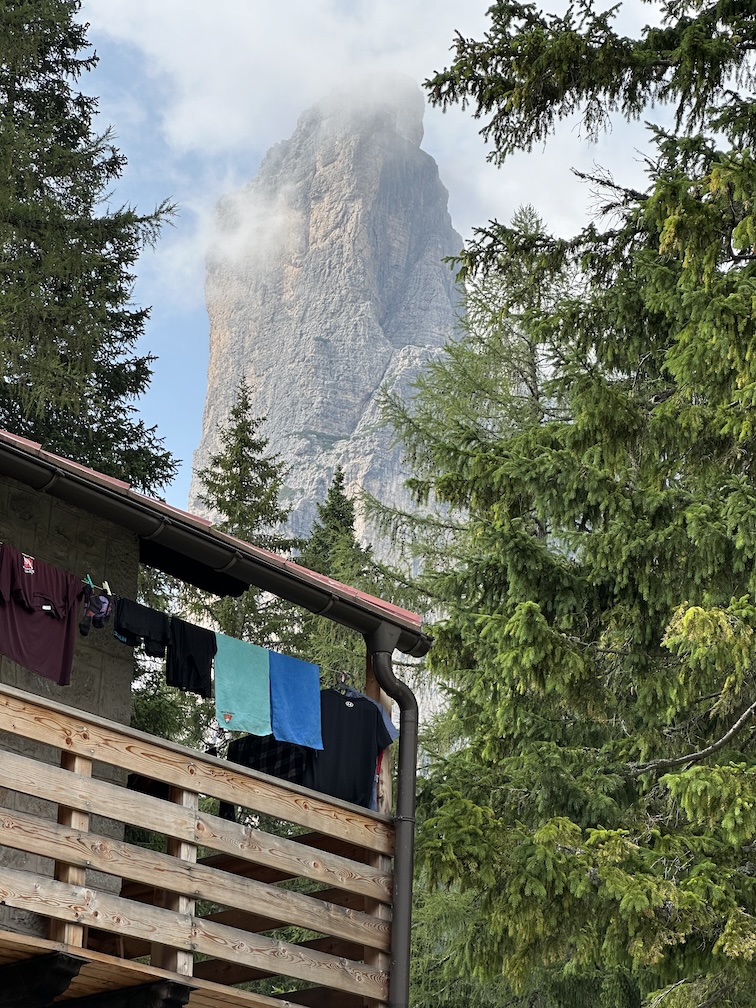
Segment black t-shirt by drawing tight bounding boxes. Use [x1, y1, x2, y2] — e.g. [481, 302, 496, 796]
[303, 689, 393, 808]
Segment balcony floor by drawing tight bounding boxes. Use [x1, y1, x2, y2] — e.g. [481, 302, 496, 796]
[0, 929, 307, 1008]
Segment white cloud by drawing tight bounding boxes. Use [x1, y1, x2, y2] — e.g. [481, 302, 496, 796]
[78, 0, 662, 505]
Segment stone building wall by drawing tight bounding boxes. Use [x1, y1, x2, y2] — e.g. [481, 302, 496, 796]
[0, 474, 139, 936]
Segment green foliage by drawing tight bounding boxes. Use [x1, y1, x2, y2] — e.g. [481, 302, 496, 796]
[296, 467, 376, 681]
[386, 5, 756, 1002]
[195, 378, 295, 553]
[0, 0, 175, 493]
[185, 379, 301, 648]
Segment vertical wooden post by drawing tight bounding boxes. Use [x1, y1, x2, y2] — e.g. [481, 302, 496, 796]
[365, 650, 398, 1003]
[365, 652, 393, 814]
[363, 850, 393, 1008]
[150, 786, 198, 976]
[48, 752, 92, 947]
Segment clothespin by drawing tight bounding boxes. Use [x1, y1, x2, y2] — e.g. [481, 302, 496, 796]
[84, 574, 95, 589]
[102, 580, 111, 595]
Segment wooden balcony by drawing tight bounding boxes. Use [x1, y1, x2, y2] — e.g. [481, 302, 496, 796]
[0, 683, 394, 1008]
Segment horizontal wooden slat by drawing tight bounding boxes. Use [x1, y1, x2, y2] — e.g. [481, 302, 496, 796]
[0, 929, 310, 1008]
[0, 687, 393, 855]
[0, 749, 392, 903]
[272, 988, 365, 1008]
[193, 937, 363, 984]
[194, 818, 392, 902]
[0, 869, 387, 1000]
[0, 810, 389, 951]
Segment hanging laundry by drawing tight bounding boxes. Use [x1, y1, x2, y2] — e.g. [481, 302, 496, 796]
[217, 732, 310, 820]
[0, 544, 83, 685]
[269, 651, 323, 750]
[341, 683, 399, 743]
[79, 584, 113, 636]
[113, 597, 170, 657]
[340, 685, 400, 811]
[214, 633, 271, 733]
[303, 688, 395, 808]
[166, 617, 217, 699]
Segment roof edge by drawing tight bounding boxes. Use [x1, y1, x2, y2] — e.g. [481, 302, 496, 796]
[0, 430, 432, 658]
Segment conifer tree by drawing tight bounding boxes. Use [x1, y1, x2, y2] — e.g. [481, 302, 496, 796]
[296, 467, 376, 682]
[188, 379, 299, 646]
[392, 4, 756, 1005]
[0, 0, 175, 493]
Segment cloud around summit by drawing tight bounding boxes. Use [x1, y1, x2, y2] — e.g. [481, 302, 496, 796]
[78, 0, 659, 506]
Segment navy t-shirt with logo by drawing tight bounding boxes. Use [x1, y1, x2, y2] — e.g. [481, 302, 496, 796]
[303, 688, 393, 808]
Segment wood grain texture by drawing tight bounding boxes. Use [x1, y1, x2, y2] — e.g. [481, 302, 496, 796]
[0, 688, 393, 854]
[0, 810, 390, 950]
[48, 752, 91, 948]
[0, 869, 387, 1000]
[0, 683, 395, 1006]
[0, 929, 313, 1008]
[152, 787, 198, 976]
[0, 748, 391, 902]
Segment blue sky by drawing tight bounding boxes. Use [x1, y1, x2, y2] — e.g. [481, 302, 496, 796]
[79, 0, 656, 509]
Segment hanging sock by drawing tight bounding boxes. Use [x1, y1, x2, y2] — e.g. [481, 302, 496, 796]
[79, 583, 95, 637]
[91, 590, 112, 629]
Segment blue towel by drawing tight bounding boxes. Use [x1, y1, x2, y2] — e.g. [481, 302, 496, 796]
[214, 633, 272, 735]
[269, 651, 323, 750]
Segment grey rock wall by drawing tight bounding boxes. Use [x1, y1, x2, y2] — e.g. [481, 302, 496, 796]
[190, 75, 462, 546]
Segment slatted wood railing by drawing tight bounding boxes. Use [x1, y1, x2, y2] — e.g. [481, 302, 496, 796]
[0, 683, 394, 1008]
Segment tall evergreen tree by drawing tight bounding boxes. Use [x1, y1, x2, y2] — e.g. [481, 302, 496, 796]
[296, 467, 376, 681]
[389, 4, 756, 1006]
[188, 379, 299, 646]
[0, 0, 175, 493]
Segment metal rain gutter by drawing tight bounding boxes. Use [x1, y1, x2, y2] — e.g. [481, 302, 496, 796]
[366, 622, 419, 1008]
[0, 435, 432, 658]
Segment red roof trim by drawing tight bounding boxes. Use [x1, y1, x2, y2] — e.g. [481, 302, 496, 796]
[0, 429, 423, 630]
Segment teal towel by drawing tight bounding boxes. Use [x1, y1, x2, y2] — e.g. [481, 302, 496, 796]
[269, 650, 323, 749]
[214, 633, 272, 735]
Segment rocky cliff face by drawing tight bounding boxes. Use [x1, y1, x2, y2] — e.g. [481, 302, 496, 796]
[190, 76, 462, 546]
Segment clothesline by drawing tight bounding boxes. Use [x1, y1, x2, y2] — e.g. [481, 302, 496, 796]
[0, 541, 396, 812]
[0, 544, 112, 594]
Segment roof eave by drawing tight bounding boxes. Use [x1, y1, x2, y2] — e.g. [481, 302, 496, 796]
[0, 434, 432, 658]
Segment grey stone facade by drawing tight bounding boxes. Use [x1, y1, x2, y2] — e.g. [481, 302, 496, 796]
[0, 474, 139, 936]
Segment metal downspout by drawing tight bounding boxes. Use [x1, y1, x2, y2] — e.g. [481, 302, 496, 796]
[366, 623, 419, 1008]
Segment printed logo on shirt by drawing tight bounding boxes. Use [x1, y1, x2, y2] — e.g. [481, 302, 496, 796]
[345, 701, 354, 708]
[22, 554, 34, 574]
[222, 711, 234, 723]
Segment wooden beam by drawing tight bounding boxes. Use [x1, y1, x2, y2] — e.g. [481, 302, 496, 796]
[0, 808, 390, 950]
[0, 690, 393, 854]
[151, 787, 197, 976]
[0, 867, 388, 1000]
[55, 980, 192, 1008]
[362, 852, 392, 1008]
[272, 988, 365, 1008]
[0, 952, 85, 1006]
[0, 748, 392, 901]
[0, 930, 305, 1008]
[193, 936, 364, 984]
[49, 751, 92, 947]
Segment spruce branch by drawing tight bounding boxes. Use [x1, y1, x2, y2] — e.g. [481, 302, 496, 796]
[630, 699, 756, 777]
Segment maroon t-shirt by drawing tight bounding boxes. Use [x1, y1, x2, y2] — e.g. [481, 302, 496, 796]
[0, 544, 83, 685]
